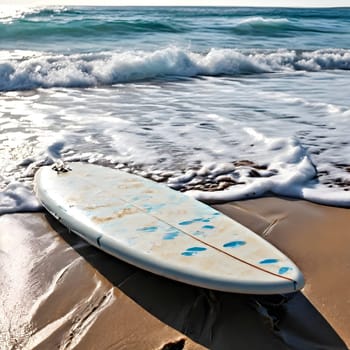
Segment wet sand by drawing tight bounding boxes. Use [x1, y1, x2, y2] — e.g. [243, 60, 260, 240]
[0, 196, 349, 349]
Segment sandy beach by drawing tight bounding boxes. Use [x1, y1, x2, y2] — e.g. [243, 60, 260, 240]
[0, 196, 349, 349]
[1, 4, 350, 350]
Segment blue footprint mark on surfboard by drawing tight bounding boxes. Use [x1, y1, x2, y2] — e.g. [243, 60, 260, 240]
[179, 218, 215, 234]
[181, 247, 207, 256]
[259, 258, 279, 264]
[223, 240, 246, 248]
[179, 218, 205, 226]
[137, 226, 158, 233]
[202, 224, 215, 230]
[259, 259, 292, 275]
[163, 230, 180, 240]
[278, 267, 293, 275]
[178, 218, 211, 226]
[142, 203, 166, 213]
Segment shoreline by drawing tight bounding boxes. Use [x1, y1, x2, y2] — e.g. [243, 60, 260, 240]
[0, 196, 349, 349]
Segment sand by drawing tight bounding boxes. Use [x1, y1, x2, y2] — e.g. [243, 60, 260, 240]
[0, 196, 349, 349]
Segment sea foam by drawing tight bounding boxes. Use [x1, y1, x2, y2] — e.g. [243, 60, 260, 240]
[168, 130, 350, 208]
[0, 182, 42, 215]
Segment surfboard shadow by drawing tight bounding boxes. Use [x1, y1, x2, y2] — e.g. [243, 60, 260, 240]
[48, 213, 348, 350]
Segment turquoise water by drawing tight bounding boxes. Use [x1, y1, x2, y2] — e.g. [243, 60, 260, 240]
[0, 6, 350, 210]
[1, 7, 350, 52]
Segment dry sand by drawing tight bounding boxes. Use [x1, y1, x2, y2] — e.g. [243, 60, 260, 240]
[0, 196, 349, 349]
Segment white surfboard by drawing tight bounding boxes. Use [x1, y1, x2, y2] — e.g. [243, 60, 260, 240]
[34, 162, 304, 294]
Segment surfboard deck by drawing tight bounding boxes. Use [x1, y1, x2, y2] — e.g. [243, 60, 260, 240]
[34, 162, 304, 294]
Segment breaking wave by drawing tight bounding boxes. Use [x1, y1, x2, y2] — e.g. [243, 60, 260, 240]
[0, 5, 66, 24]
[1, 48, 350, 91]
[232, 17, 298, 34]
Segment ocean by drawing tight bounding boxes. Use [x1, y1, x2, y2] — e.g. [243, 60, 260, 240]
[0, 6, 350, 212]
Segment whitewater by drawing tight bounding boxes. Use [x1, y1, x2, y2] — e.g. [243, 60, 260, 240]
[0, 6, 350, 213]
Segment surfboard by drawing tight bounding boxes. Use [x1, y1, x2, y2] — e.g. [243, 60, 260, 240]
[34, 162, 304, 294]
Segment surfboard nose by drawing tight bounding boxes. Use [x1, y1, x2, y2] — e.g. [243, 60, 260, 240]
[291, 267, 305, 292]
